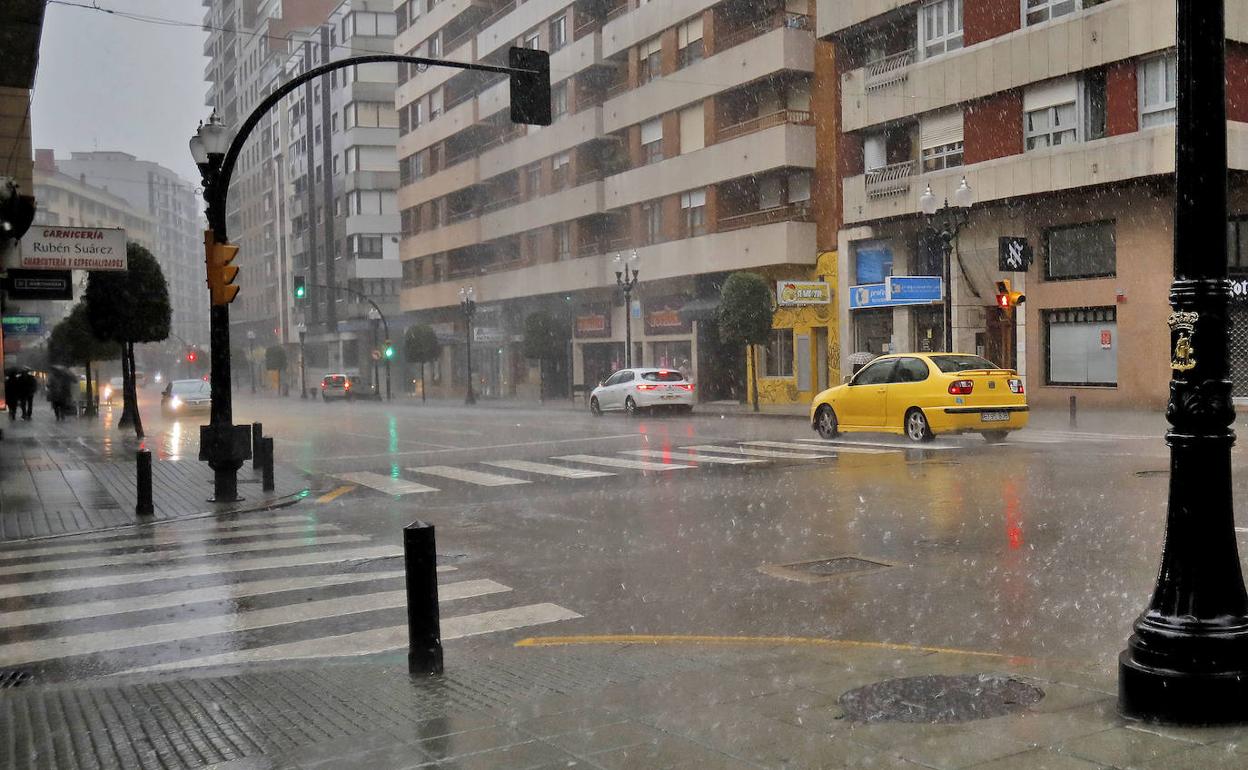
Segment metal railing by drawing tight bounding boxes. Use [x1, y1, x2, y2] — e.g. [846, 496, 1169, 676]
[865, 49, 914, 91]
[444, 27, 476, 53]
[717, 12, 810, 51]
[717, 201, 813, 232]
[479, 1, 516, 32]
[606, 2, 629, 22]
[445, 208, 477, 224]
[479, 194, 520, 214]
[865, 160, 918, 199]
[717, 109, 813, 142]
[574, 16, 600, 40]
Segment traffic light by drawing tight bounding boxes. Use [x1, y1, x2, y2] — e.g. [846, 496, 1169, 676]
[0, 178, 35, 243]
[293, 275, 306, 302]
[186, 350, 198, 363]
[994, 279, 1026, 316]
[383, 340, 395, 360]
[205, 231, 240, 306]
[509, 46, 551, 126]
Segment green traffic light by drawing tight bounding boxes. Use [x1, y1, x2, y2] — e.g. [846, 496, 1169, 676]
[384, 346, 395, 360]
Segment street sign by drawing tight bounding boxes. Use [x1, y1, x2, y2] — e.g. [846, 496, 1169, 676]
[999, 237, 1032, 272]
[371, 349, 381, 361]
[2, 314, 43, 334]
[14, 226, 127, 271]
[849, 276, 944, 310]
[776, 281, 831, 306]
[1, 269, 73, 300]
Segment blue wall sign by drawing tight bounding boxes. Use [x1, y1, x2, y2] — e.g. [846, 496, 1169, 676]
[849, 276, 944, 310]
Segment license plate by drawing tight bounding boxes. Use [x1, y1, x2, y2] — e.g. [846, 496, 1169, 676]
[981, 411, 1009, 422]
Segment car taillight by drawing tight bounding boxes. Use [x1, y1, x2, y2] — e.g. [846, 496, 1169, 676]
[1008, 378, 1024, 394]
[636, 384, 659, 391]
[321, 382, 327, 389]
[344, 381, 351, 389]
[675, 383, 694, 391]
[948, 380, 974, 395]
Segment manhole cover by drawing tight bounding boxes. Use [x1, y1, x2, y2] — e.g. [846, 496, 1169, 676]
[0, 669, 32, 689]
[840, 674, 1044, 723]
[1135, 470, 1169, 478]
[760, 555, 893, 583]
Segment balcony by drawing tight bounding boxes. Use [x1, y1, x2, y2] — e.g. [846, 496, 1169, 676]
[865, 160, 917, 200]
[717, 109, 812, 143]
[480, 180, 605, 240]
[717, 12, 812, 52]
[397, 97, 478, 159]
[479, 106, 603, 181]
[717, 201, 813, 233]
[602, 0, 718, 59]
[477, 0, 571, 58]
[864, 49, 914, 91]
[401, 216, 481, 260]
[817, 0, 915, 39]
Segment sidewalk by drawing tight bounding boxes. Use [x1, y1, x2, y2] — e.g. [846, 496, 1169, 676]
[0, 412, 308, 541]
[3, 635, 1243, 769]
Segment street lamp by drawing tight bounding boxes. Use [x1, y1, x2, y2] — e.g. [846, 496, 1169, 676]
[1118, 0, 1248, 725]
[297, 321, 307, 400]
[919, 177, 973, 353]
[614, 250, 640, 368]
[368, 306, 381, 400]
[246, 329, 256, 394]
[459, 286, 477, 404]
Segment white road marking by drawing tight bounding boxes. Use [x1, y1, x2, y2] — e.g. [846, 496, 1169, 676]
[125, 603, 581, 673]
[327, 434, 639, 462]
[333, 471, 439, 495]
[554, 454, 695, 471]
[684, 445, 834, 460]
[0, 579, 510, 667]
[408, 466, 530, 487]
[621, 449, 762, 465]
[0, 570, 406, 628]
[482, 459, 615, 479]
[0, 534, 373, 577]
[0, 524, 343, 562]
[742, 440, 895, 455]
[0, 546, 443, 600]
[0, 515, 318, 549]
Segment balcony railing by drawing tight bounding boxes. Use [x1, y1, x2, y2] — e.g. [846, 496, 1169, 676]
[479, 1, 516, 32]
[865, 160, 917, 199]
[717, 109, 813, 143]
[605, 79, 629, 99]
[446, 208, 477, 225]
[717, 201, 813, 233]
[479, 194, 520, 214]
[717, 12, 810, 52]
[574, 16, 600, 41]
[865, 49, 914, 91]
[444, 27, 476, 53]
[606, 2, 629, 22]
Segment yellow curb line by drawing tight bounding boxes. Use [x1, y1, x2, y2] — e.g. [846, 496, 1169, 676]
[316, 485, 356, 503]
[514, 634, 1036, 663]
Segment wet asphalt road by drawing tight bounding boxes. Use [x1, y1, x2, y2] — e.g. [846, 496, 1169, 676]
[6, 392, 1247, 683]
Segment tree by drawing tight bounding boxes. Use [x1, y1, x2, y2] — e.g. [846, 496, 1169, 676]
[718, 271, 773, 413]
[265, 345, 288, 395]
[48, 302, 121, 415]
[522, 312, 569, 403]
[404, 324, 441, 403]
[84, 243, 172, 437]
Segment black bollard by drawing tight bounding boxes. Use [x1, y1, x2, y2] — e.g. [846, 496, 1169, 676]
[136, 448, 154, 517]
[251, 422, 263, 470]
[1069, 395, 1077, 429]
[261, 436, 275, 492]
[404, 521, 444, 676]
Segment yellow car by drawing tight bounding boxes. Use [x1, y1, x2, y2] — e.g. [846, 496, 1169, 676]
[810, 353, 1029, 443]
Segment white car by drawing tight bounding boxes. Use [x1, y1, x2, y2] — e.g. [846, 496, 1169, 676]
[590, 368, 695, 416]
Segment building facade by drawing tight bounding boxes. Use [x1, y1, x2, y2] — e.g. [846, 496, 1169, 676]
[54, 151, 207, 347]
[395, 0, 836, 403]
[819, 0, 1248, 409]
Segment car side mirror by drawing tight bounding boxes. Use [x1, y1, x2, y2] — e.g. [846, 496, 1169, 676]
[598, 380, 604, 387]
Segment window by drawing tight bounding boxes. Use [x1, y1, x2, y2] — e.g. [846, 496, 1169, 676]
[352, 234, 384, 259]
[1045, 220, 1116, 279]
[524, 31, 541, 50]
[1139, 53, 1177, 128]
[552, 152, 571, 189]
[332, 155, 340, 175]
[681, 189, 706, 236]
[759, 176, 783, 209]
[679, 104, 705, 154]
[427, 35, 441, 57]
[639, 37, 662, 84]
[1025, 77, 1078, 150]
[921, 108, 964, 171]
[788, 171, 812, 203]
[1025, 0, 1078, 25]
[893, 357, 931, 383]
[762, 329, 795, 378]
[525, 163, 542, 197]
[678, 17, 704, 68]
[919, 0, 962, 59]
[552, 82, 569, 119]
[554, 223, 571, 259]
[429, 90, 443, 120]
[641, 201, 662, 244]
[1229, 218, 1248, 273]
[640, 118, 663, 164]
[549, 16, 567, 52]
[1083, 68, 1107, 141]
[1045, 307, 1117, 385]
[930, 354, 1000, 373]
[314, 125, 322, 145]
[853, 358, 896, 385]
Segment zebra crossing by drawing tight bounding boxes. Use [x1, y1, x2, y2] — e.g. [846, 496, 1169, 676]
[0, 515, 580, 676]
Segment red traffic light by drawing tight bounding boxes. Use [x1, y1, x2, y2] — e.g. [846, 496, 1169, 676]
[997, 293, 1010, 309]
[186, 351, 198, 363]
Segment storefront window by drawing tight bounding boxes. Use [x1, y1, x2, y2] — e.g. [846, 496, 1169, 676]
[1045, 221, 1116, 280]
[1045, 307, 1117, 386]
[761, 329, 794, 377]
[651, 341, 692, 379]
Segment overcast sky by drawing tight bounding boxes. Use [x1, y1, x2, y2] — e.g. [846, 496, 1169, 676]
[32, 0, 210, 184]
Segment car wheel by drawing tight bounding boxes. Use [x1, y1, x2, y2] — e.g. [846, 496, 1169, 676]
[625, 396, 638, 417]
[815, 405, 839, 439]
[983, 431, 1008, 444]
[590, 397, 602, 417]
[905, 408, 934, 443]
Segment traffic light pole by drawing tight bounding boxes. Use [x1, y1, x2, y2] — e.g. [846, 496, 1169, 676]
[296, 279, 392, 401]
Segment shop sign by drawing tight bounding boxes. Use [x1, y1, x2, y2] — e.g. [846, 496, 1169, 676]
[14, 226, 127, 271]
[645, 296, 692, 335]
[2, 269, 73, 300]
[574, 305, 611, 338]
[1231, 279, 1248, 301]
[1101, 330, 1113, 350]
[849, 276, 944, 310]
[998, 237, 1032, 272]
[2, 314, 42, 335]
[776, 281, 831, 306]
[473, 327, 507, 343]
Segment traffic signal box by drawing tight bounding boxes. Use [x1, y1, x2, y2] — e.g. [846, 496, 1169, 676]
[293, 275, 306, 302]
[383, 340, 395, 360]
[995, 279, 1026, 317]
[205, 230, 240, 306]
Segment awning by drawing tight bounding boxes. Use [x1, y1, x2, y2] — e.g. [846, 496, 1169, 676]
[679, 297, 720, 321]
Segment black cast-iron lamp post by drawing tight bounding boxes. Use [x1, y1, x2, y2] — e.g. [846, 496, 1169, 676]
[460, 286, 477, 405]
[368, 306, 381, 400]
[919, 177, 973, 354]
[614, 250, 640, 368]
[246, 329, 256, 393]
[1118, 0, 1248, 725]
[297, 321, 307, 400]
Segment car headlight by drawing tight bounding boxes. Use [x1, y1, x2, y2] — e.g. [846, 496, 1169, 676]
[170, 396, 183, 409]
[102, 387, 112, 400]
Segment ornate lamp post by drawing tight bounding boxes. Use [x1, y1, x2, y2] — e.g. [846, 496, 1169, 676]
[1118, 0, 1248, 725]
[614, 250, 640, 368]
[297, 320, 307, 400]
[919, 177, 973, 353]
[459, 286, 477, 405]
[246, 329, 256, 393]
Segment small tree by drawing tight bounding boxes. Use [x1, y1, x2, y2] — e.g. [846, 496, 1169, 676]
[404, 324, 441, 403]
[522, 312, 569, 403]
[48, 302, 121, 415]
[84, 243, 171, 436]
[718, 272, 773, 413]
[265, 345, 288, 395]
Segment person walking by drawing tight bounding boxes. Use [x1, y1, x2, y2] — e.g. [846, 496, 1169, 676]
[48, 368, 75, 421]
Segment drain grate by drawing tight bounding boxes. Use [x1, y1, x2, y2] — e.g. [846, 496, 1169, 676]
[840, 674, 1044, 723]
[760, 555, 893, 583]
[0, 669, 33, 689]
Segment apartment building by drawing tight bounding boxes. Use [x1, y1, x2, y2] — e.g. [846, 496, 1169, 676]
[820, 0, 1248, 408]
[395, 0, 831, 402]
[55, 152, 207, 347]
[281, 0, 403, 387]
